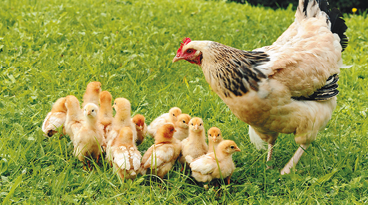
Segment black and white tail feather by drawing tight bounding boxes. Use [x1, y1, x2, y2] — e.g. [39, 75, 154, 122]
[292, 0, 348, 102]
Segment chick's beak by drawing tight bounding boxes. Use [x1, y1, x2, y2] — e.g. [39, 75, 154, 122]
[235, 147, 241, 152]
[194, 125, 198, 130]
[172, 56, 183, 63]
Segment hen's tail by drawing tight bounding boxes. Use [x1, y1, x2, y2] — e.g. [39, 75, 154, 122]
[296, 0, 348, 51]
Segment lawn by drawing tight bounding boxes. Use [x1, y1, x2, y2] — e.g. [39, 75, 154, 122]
[0, 0, 367, 203]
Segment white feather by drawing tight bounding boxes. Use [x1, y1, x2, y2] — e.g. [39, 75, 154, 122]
[248, 125, 267, 150]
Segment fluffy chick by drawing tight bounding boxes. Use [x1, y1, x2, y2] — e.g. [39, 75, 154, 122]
[147, 107, 182, 137]
[82, 81, 101, 107]
[132, 114, 147, 146]
[106, 98, 137, 162]
[173, 114, 191, 141]
[98, 91, 113, 140]
[190, 140, 241, 185]
[42, 97, 67, 137]
[64, 95, 84, 141]
[207, 127, 224, 153]
[112, 127, 142, 180]
[139, 124, 181, 178]
[179, 117, 208, 168]
[73, 103, 106, 168]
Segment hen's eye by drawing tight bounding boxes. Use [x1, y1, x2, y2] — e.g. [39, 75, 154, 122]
[187, 49, 193, 54]
[230, 146, 235, 149]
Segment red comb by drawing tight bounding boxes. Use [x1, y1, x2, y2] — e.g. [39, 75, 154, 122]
[177, 37, 192, 55]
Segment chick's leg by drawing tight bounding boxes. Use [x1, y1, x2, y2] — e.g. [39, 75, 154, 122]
[281, 144, 309, 175]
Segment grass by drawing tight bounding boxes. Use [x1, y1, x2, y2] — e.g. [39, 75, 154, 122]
[0, 0, 367, 203]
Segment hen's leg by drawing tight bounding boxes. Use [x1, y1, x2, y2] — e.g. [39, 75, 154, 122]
[267, 143, 274, 169]
[281, 144, 309, 175]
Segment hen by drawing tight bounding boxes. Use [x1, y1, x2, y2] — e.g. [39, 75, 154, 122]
[173, 0, 348, 174]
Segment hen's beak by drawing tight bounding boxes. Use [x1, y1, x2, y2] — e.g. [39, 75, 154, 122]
[172, 56, 183, 63]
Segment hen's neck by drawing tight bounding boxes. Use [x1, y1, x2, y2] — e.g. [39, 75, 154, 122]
[201, 42, 269, 98]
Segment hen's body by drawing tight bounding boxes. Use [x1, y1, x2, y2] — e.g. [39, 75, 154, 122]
[173, 0, 348, 174]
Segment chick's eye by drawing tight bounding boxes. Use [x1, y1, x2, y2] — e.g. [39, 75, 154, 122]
[209, 134, 211, 137]
[230, 146, 235, 149]
[182, 120, 185, 123]
[92, 110, 94, 112]
[173, 114, 175, 116]
[200, 123, 202, 126]
[191, 123, 193, 126]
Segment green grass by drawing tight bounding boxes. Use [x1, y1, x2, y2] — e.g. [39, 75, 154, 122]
[1, 0, 367, 203]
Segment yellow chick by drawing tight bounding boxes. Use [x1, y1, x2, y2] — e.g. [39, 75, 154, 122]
[64, 95, 84, 141]
[179, 117, 208, 170]
[132, 114, 147, 146]
[190, 140, 241, 185]
[82, 81, 101, 107]
[106, 98, 137, 163]
[98, 91, 113, 140]
[42, 97, 67, 137]
[173, 114, 191, 141]
[112, 127, 142, 180]
[147, 107, 182, 137]
[139, 124, 181, 179]
[73, 103, 106, 168]
[207, 127, 224, 153]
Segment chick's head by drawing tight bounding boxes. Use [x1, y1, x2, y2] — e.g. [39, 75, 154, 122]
[99, 91, 112, 104]
[51, 97, 67, 112]
[117, 127, 134, 145]
[83, 103, 99, 118]
[208, 127, 223, 143]
[65, 95, 80, 109]
[156, 124, 176, 142]
[86, 81, 102, 93]
[176, 114, 191, 128]
[169, 107, 182, 122]
[189, 117, 204, 133]
[132, 114, 145, 131]
[217, 140, 241, 155]
[113, 98, 131, 115]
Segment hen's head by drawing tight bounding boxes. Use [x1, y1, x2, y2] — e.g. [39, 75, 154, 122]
[173, 38, 203, 65]
[208, 127, 223, 143]
[132, 114, 145, 131]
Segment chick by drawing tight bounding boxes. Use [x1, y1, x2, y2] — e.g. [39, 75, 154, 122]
[139, 123, 181, 179]
[98, 91, 113, 140]
[64, 95, 84, 141]
[207, 127, 224, 153]
[147, 107, 182, 137]
[42, 97, 67, 137]
[179, 117, 208, 170]
[82, 81, 101, 107]
[73, 103, 106, 168]
[112, 127, 142, 180]
[106, 98, 137, 162]
[173, 114, 191, 141]
[132, 114, 147, 146]
[190, 140, 241, 185]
